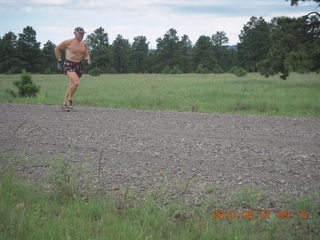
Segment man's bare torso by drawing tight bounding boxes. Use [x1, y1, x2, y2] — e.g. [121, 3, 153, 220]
[64, 39, 87, 62]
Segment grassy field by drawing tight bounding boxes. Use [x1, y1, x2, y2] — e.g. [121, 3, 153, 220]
[0, 73, 319, 117]
[1, 158, 319, 240]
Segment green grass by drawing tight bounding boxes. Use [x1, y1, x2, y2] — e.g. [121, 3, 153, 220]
[1, 155, 320, 240]
[0, 73, 319, 117]
[1, 168, 319, 240]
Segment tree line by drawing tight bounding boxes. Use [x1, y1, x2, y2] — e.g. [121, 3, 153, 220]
[0, 13, 319, 79]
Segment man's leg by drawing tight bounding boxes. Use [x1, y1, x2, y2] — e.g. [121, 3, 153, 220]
[65, 71, 80, 101]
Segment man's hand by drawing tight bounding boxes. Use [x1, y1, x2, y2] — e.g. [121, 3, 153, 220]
[57, 59, 63, 70]
[85, 59, 91, 65]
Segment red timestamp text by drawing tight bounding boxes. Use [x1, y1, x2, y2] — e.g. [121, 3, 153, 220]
[210, 210, 309, 220]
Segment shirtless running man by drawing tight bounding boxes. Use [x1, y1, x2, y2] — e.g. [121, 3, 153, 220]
[55, 27, 91, 111]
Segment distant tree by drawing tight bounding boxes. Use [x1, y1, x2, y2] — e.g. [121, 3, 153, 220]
[237, 17, 271, 72]
[155, 28, 181, 72]
[112, 34, 131, 73]
[179, 34, 193, 73]
[257, 15, 319, 79]
[145, 49, 157, 73]
[131, 36, 149, 73]
[193, 35, 215, 72]
[41, 40, 56, 74]
[211, 31, 229, 71]
[0, 31, 20, 73]
[306, 13, 320, 71]
[85, 27, 112, 73]
[289, 2, 320, 72]
[16, 26, 42, 72]
[257, 1, 320, 78]
[224, 48, 239, 72]
[86, 27, 109, 50]
[257, 17, 299, 79]
[212, 31, 228, 58]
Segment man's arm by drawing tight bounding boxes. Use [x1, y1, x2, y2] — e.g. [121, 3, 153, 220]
[83, 42, 91, 65]
[55, 40, 71, 70]
[54, 39, 71, 60]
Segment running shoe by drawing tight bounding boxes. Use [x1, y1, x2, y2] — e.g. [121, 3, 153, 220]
[61, 100, 71, 111]
[67, 100, 74, 110]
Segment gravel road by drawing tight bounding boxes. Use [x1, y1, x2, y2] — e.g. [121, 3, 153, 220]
[1, 103, 319, 207]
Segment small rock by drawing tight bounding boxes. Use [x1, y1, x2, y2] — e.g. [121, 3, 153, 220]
[111, 185, 120, 190]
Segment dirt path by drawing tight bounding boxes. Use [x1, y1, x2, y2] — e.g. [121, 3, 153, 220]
[1, 103, 319, 206]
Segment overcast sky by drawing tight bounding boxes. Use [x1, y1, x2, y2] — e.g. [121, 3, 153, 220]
[0, 0, 318, 48]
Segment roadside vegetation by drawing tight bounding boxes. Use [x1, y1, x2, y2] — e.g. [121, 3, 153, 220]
[1, 156, 319, 240]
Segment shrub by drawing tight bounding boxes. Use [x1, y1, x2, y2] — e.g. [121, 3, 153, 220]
[50, 158, 78, 200]
[213, 64, 224, 73]
[161, 66, 183, 74]
[88, 67, 103, 76]
[229, 66, 247, 77]
[13, 70, 40, 97]
[161, 66, 171, 74]
[170, 65, 182, 74]
[257, 60, 273, 77]
[195, 64, 209, 74]
[44, 68, 52, 74]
